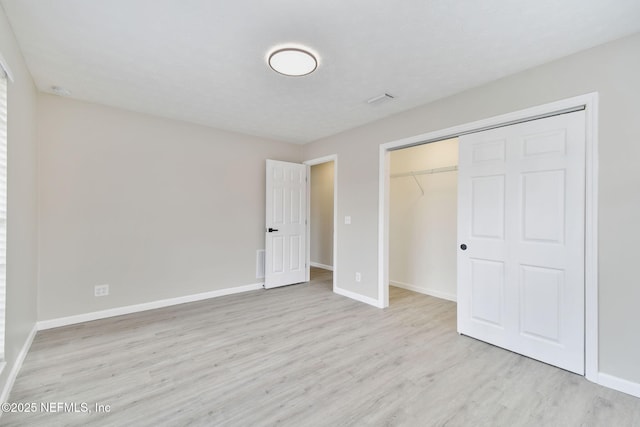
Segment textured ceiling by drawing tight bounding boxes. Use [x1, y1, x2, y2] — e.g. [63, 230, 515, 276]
[2, 0, 640, 143]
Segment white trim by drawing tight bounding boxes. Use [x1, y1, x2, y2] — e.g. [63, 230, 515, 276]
[597, 373, 640, 399]
[0, 325, 37, 404]
[584, 96, 599, 382]
[304, 154, 338, 166]
[310, 262, 333, 271]
[379, 102, 588, 152]
[37, 283, 264, 330]
[390, 280, 457, 302]
[334, 286, 383, 308]
[304, 154, 338, 294]
[0, 51, 14, 82]
[378, 93, 599, 380]
[378, 148, 390, 307]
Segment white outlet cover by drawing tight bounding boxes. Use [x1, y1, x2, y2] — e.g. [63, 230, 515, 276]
[345, 216, 351, 225]
[94, 284, 110, 297]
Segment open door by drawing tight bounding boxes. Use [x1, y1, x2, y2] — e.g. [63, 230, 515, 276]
[265, 160, 307, 288]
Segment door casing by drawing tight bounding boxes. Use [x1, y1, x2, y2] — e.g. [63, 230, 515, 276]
[377, 93, 599, 382]
[304, 155, 338, 292]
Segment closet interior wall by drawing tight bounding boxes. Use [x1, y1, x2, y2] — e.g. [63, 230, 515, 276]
[389, 138, 458, 301]
[310, 161, 334, 270]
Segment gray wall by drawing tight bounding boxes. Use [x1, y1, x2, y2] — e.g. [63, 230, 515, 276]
[310, 161, 334, 268]
[0, 8, 38, 396]
[302, 33, 640, 383]
[37, 95, 302, 320]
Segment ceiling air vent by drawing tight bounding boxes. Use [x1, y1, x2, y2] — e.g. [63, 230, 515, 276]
[366, 93, 395, 104]
[51, 86, 71, 97]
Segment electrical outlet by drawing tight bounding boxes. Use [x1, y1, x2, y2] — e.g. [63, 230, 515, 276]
[94, 284, 109, 297]
[344, 216, 351, 225]
[355, 272, 361, 282]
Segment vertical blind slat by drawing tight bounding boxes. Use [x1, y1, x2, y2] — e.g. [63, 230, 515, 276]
[0, 74, 7, 359]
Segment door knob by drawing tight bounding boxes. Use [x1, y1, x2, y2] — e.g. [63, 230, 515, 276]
[460, 244, 467, 250]
[268, 228, 279, 232]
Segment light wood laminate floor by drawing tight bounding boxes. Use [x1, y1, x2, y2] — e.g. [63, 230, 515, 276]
[4, 268, 640, 426]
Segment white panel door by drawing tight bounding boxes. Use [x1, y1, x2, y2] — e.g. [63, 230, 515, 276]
[457, 111, 586, 374]
[265, 160, 307, 289]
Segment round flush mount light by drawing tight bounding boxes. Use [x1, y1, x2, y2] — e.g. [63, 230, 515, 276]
[268, 48, 318, 77]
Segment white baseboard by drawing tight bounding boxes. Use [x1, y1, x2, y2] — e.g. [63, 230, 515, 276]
[390, 280, 457, 302]
[334, 286, 383, 308]
[37, 282, 265, 330]
[310, 262, 333, 271]
[0, 324, 37, 404]
[597, 372, 640, 399]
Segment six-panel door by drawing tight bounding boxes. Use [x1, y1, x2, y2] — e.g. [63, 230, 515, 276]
[265, 160, 307, 289]
[457, 111, 586, 374]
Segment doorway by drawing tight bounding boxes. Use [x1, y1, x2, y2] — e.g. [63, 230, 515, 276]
[264, 156, 338, 291]
[309, 161, 334, 272]
[378, 94, 599, 380]
[305, 155, 338, 292]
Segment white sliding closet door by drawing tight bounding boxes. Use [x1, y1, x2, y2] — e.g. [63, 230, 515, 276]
[457, 111, 586, 374]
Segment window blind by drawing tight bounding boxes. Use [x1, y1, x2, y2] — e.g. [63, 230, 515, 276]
[0, 70, 7, 360]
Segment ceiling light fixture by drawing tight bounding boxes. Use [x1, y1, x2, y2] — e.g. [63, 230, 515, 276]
[268, 47, 317, 77]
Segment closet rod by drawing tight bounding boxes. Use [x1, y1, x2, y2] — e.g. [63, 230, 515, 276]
[390, 165, 457, 179]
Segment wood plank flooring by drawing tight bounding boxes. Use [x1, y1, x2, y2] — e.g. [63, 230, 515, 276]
[3, 268, 640, 426]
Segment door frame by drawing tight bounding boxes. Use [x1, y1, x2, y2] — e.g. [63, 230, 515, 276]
[377, 93, 599, 381]
[304, 154, 338, 292]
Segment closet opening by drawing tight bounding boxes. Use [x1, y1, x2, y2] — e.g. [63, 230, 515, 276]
[376, 93, 599, 382]
[388, 138, 458, 305]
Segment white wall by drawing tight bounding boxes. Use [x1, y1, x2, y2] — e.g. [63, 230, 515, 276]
[302, 33, 640, 385]
[37, 95, 302, 321]
[389, 139, 457, 300]
[0, 7, 39, 398]
[310, 161, 334, 268]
